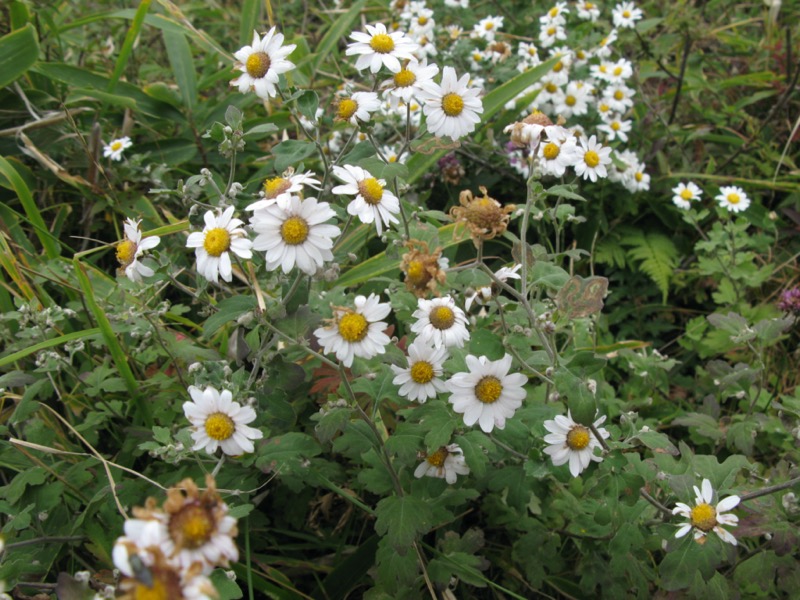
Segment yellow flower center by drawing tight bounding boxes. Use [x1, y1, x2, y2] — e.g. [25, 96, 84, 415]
[426, 447, 448, 466]
[566, 425, 591, 450]
[622, 10, 631, 18]
[111, 141, 123, 151]
[599, 64, 608, 73]
[429, 305, 456, 330]
[576, 50, 586, 59]
[586, 2, 595, 8]
[337, 98, 358, 121]
[116, 239, 137, 266]
[203, 227, 231, 257]
[280, 216, 309, 245]
[599, 103, 610, 113]
[205, 412, 235, 441]
[264, 177, 291, 199]
[635, 172, 643, 182]
[542, 142, 560, 161]
[727, 193, 740, 204]
[338, 313, 369, 342]
[613, 66, 623, 77]
[614, 90, 624, 101]
[168, 503, 215, 549]
[611, 121, 621, 131]
[547, 27, 556, 36]
[357, 177, 384, 205]
[475, 376, 503, 404]
[690, 503, 717, 532]
[406, 260, 426, 284]
[485, 22, 494, 30]
[565, 95, 576, 107]
[549, 7, 559, 17]
[418, 16, 428, 25]
[680, 189, 693, 200]
[441, 93, 464, 117]
[545, 82, 558, 93]
[370, 33, 395, 53]
[553, 61, 564, 72]
[246, 51, 271, 78]
[584, 150, 600, 168]
[394, 68, 417, 88]
[133, 579, 168, 600]
[410, 361, 435, 384]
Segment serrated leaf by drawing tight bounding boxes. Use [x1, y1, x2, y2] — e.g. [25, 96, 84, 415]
[659, 538, 720, 591]
[374, 495, 433, 553]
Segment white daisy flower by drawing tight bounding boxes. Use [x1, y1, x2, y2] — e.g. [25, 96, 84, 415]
[673, 478, 740, 546]
[447, 354, 527, 433]
[612, 1, 644, 29]
[346, 22, 419, 74]
[103, 136, 132, 161]
[384, 59, 439, 103]
[574, 135, 613, 182]
[335, 91, 381, 126]
[231, 28, 297, 99]
[410, 295, 470, 349]
[465, 264, 522, 311]
[553, 80, 591, 118]
[414, 444, 470, 484]
[543, 412, 610, 477]
[716, 186, 751, 213]
[603, 84, 635, 112]
[577, 1, 601, 21]
[423, 66, 483, 141]
[444, 0, 470, 7]
[116, 218, 160, 282]
[608, 58, 634, 83]
[391, 338, 449, 402]
[250, 195, 340, 275]
[183, 385, 263, 456]
[331, 165, 400, 236]
[314, 293, 392, 368]
[517, 42, 541, 65]
[246, 170, 322, 211]
[540, 3, 570, 25]
[472, 16, 503, 41]
[672, 181, 703, 209]
[623, 163, 650, 192]
[186, 207, 253, 284]
[537, 126, 580, 177]
[539, 23, 567, 48]
[595, 29, 618, 58]
[597, 116, 632, 142]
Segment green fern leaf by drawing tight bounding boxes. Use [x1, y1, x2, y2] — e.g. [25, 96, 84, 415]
[594, 234, 627, 269]
[619, 229, 679, 303]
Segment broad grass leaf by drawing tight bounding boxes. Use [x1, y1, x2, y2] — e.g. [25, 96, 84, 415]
[0, 24, 39, 90]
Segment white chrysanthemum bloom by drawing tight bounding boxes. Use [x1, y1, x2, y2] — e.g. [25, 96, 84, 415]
[465, 264, 522, 311]
[577, 1, 601, 21]
[379, 144, 407, 164]
[603, 84, 635, 112]
[250, 195, 340, 275]
[597, 116, 632, 142]
[383, 59, 439, 103]
[411, 296, 470, 349]
[391, 339, 449, 402]
[537, 127, 580, 177]
[716, 186, 751, 213]
[613, 1, 644, 28]
[231, 28, 297, 99]
[472, 16, 503, 41]
[595, 98, 615, 121]
[595, 29, 619, 59]
[608, 58, 634, 83]
[672, 181, 703, 210]
[335, 91, 381, 126]
[346, 22, 419, 73]
[673, 479, 740, 546]
[444, 0, 469, 7]
[540, 2, 570, 24]
[447, 354, 527, 433]
[186, 207, 253, 284]
[331, 165, 400, 236]
[543, 412, 610, 477]
[414, 444, 470, 484]
[408, 12, 436, 37]
[116, 218, 160, 282]
[608, 149, 639, 183]
[103, 136, 132, 161]
[314, 294, 391, 367]
[517, 42, 541, 65]
[539, 23, 567, 48]
[183, 385, 263, 456]
[422, 66, 483, 141]
[246, 170, 322, 211]
[553, 81, 591, 118]
[574, 135, 613, 182]
[623, 163, 650, 192]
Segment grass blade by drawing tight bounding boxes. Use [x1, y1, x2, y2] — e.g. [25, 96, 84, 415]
[0, 23, 39, 89]
[0, 328, 102, 368]
[239, 0, 260, 46]
[162, 29, 197, 109]
[108, 0, 152, 93]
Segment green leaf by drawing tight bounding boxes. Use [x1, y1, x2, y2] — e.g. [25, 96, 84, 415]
[659, 538, 720, 591]
[239, 0, 260, 46]
[211, 569, 244, 600]
[555, 370, 596, 426]
[0, 24, 39, 89]
[480, 55, 561, 125]
[272, 139, 317, 172]
[304, 0, 366, 77]
[255, 432, 321, 472]
[633, 431, 679, 456]
[162, 29, 197, 109]
[374, 495, 433, 554]
[109, 0, 152, 93]
[296, 89, 319, 121]
[203, 296, 256, 337]
[620, 228, 679, 303]
[454, 431, 494, 478]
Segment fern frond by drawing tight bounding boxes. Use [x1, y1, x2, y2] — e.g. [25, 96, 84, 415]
[619, 228, 679, 303]
[594, 234, 627, 269]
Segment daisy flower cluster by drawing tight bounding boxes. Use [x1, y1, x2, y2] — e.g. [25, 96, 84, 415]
[112, 476, 237, 599]
[671, 180, 751, 213]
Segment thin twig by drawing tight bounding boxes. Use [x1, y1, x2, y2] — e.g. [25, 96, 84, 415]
[739, 474, 800, 502]
[668, 35, 693, 126]
[590, 423, 610, 453]
[640, 489, 673, 516]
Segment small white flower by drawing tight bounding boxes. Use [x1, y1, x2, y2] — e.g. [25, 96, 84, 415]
[603, 84, 635, 112]
[597, 116, 632, 142]
[246, 170, 322, 211]
[314, 294, 392, 368]
[103, 136, 132, 161]
[672, 181, 703, 209]
[537, 126, 580, 177]
[186, 207, 253, 284]
[465, 264, 522, 311]
[414, 444, 470, 484]
[673, 479, 740, 546]
[574, 135, 612, 182]
[472, 16, 503, 41]
[410, 296, 470, 349]
[553, 80, 591, 118]
[331, 165, 400, 236]
[335, 91, 381, 125]
[539, 23, 567, 48]
[543, 412, 610, 477]
[383, 59, 439, 103]
[183, 385, 263, 456]
[623, 162, 650, 192]
[391, 339, 449, 402]
[613, 1, 644, 29]
[577, 1, 601, 21]
[250, 195, 340, 275]
[422, 66, 483, 141]
[346, 22, 419, 73]
[116, 218, 160, 282]
[447, 354, 527, 433]
[231, 28, 297, 99]
[716, 186, 751, 213]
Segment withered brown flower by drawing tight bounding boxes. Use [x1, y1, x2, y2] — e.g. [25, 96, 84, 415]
[449, 186, 515, 245]
[400, 240, 447, 297]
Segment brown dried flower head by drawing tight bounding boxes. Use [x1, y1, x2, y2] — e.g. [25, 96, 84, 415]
[400, 240, 447, 297]
[116, 547, 216, 600]
[507, 110, 554, 147]
[450, 186, 515, 244]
